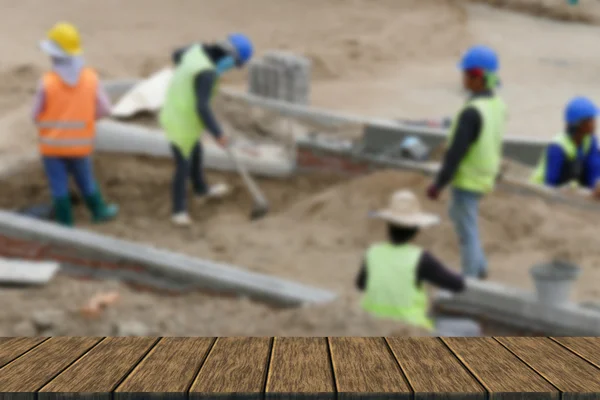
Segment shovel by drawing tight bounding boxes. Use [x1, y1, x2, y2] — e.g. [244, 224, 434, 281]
[225, 146, 269, 220]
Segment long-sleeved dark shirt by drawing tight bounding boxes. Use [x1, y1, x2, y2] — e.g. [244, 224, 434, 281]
[435, 90, 494, 189]
[543, 135, 599, 188]
[172, 45, 222, 139]
[355, 250, 465, 293]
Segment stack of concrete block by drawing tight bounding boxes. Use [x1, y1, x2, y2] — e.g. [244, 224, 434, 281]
[248, 59, 285, 100]
[248, 51, 311, 105]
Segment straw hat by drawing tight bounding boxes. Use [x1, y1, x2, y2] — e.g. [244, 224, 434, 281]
[370, 190, 440, 228]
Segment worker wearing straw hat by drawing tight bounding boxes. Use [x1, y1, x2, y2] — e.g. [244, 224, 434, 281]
[356, 190, 465, 332]
[32, 22, 118, 227]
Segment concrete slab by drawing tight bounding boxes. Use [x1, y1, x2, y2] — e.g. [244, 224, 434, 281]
[0, 257, 59, 285]
[434, 278, 600, 336]
[102, 78, 552, 168]
[0, 210, 336, 306]
[95, 120, 296, 178]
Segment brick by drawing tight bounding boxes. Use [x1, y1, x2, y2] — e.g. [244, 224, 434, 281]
[0, 236, 48, 259]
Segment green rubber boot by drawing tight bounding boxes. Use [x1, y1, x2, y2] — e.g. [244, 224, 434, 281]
[53, 196, 74, 227]
[84, 191, 119, 223]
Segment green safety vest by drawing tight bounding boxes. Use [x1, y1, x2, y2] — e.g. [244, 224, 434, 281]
[159, 45, 217, 159]
[361, 243, 434, 331]
[447, 96, 506, 194]
[530, 133, 592, 186]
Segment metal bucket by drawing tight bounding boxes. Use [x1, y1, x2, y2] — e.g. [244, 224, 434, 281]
[399, 136, 430, 161]
[435, 317, 482, 337]
[530, 260, 581, 306]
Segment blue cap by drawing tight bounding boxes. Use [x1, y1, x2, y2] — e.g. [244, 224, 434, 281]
[565, 96, 599, 125]
[458, 45, 499, 72]
[227, 33, 253, 66]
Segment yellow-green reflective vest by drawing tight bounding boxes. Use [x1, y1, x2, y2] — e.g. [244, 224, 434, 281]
[447, 96, 506, 194]
[159, 45, 217, 159]
[530, 133, 592, 186]
[361, 242, 434, 331]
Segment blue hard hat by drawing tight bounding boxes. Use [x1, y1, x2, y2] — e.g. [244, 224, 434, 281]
[458, 45, 499, 72]
[565, 96, 599, 125]
[227, 33, 253, 66]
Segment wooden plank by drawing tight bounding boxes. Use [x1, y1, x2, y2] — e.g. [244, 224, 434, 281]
[266, 337, 335, 399]
[387, 337, 485, 400]
[0, 337, 47, 367]
[329, 337, 412, 400]
[190, 337, 271, 400]
[551, 337, 600, 368]
[0, 337, 101, 396]
[115, 337, 214, 400]
[496, 337, 600, 398]
[444, 337, 559, 400]
[38, 337, 158, 400]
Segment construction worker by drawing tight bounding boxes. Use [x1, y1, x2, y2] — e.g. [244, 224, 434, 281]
[426, 45, 506, 279]
[356, 190, 466, 332]
[160, 34, 254, 226]
[530, 97, 600, 190]
[32, 22, 118, 227]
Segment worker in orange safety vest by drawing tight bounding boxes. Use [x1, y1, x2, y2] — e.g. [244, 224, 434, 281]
[32, 22, 118, 226]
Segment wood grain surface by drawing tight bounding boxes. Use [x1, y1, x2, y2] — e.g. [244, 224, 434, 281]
[266, 337, 335, 399]
[190, 337, 271, 399]
[551, 337, 600, 369]
[0, 337, 101, 396]
[38, 337, 157, 400]
[444, 337, 559, 400]
[387, 337, 485, 400]
[0, 337, 47, 368]
[0, 337, 597, 399]
[115, 337, 214, 400]
[496, 337, 600, 398]
[329, 337, 412, 399]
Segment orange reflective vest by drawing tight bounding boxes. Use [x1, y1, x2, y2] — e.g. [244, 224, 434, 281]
[37, 67, 98, 157]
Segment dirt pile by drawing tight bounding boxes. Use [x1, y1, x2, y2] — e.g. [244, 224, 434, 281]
[4, 156, 600, 303]
[0, 276, 425, 336]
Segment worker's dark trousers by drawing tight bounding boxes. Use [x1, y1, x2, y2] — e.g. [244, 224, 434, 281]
[171, 142, 209, 214]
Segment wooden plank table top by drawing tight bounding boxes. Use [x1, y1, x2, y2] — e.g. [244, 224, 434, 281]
[0, 337, 597, 399]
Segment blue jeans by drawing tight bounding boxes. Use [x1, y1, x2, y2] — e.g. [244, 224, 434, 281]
[42, 156, 97, 198]
[449, 187, 487, 277]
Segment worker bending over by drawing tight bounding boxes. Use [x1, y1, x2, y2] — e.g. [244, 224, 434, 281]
[161, 34, 254, 226]
[356, 190, 465, 332]
[530, 97, 599, 189]
[426, 45, 506, 279]
[32, 22, 118, 226]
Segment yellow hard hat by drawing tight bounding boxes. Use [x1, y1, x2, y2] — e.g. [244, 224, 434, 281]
[40, 22, 82, 57]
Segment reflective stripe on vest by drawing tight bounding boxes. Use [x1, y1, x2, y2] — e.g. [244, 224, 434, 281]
[447, 95, 506, 194]
[39, 137, 93, 146]
[36, 121, 86, 129]
[159, 45, 216, 159]
[361, 243, 434, 331]
[530, 133, 593, 186]
[37, 68, 98, 157]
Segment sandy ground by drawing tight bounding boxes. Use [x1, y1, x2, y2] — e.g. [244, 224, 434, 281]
[3, 154, 600, 305]
[1, 275, 425, 336]
[3, 0, 600, 155]
[2, 0, 600, 335]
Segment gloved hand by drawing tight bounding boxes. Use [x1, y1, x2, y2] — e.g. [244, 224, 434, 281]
[216, 135, 230, 148]
[426, 184, 441, 200]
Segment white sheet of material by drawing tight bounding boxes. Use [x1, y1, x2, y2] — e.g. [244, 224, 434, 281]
[0, 258, 60, 285]
[111, 68, 173, 118]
